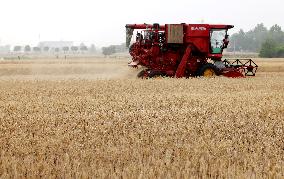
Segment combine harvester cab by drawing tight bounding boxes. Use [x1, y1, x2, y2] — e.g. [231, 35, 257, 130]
[125, 23, 258, 78]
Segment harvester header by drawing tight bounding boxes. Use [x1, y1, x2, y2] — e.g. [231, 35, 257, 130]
[126, 23, 257, 78]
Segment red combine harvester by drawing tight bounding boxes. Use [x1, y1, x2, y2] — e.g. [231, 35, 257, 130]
[126, 23, 258, 78]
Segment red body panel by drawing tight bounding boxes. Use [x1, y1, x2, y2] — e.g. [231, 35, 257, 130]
[186, 24, 210, 53]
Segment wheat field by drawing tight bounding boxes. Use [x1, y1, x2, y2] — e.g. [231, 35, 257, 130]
[0, 58, 284, 178]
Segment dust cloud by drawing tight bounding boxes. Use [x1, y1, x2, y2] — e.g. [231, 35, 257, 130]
[0, 58, 140, 80]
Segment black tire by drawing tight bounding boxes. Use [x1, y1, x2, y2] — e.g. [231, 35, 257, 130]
[196, 63, 219, 77]
[137, 69, 149, 78]
[148, 70, 165, 78]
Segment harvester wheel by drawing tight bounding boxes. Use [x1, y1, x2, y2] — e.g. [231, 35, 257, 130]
[137, 70, 165, 79]
[137, 69, 149, 78]
[197, 63, 219, 77]
[148, 70, 165, 78]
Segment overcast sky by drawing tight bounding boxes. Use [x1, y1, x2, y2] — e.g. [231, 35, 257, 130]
[0, 0, 282, 47]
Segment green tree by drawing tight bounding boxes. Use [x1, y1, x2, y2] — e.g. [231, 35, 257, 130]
[249, 23, 268, 51]
[24, 45, 31, 52]
[43, 46, 49, 52]
[62, 46, 69, 53]
[228, 24, 283, 53]
[102, 46, 115, 56]
[55, 48, 60, 53]
[71, 46, 79, 52]
[33, 47, 41, 52]
[13, 46, 22, 52]
[259, 38, 277, 57]
[269, 24, 284, 44]
[80, 43, 88, 52]
[270, 24, 282, 33]
[275, 46, 284, 57]
[229, 29, 247, 51]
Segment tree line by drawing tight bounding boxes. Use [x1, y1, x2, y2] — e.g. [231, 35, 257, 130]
[227, 23, 284, 57]
[13, 44, 96, 53]
[102, 43, 127, 56]
[13, 43, 128, 56]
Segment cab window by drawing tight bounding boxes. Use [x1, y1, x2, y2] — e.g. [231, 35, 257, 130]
[210, 29, 227, 54]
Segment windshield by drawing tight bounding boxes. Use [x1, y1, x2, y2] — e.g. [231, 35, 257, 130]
[210, 29, 227, 54]
[143, 30, 151, 41]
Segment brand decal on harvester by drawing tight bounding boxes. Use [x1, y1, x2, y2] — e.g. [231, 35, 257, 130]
[191, 27, 207, 31]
